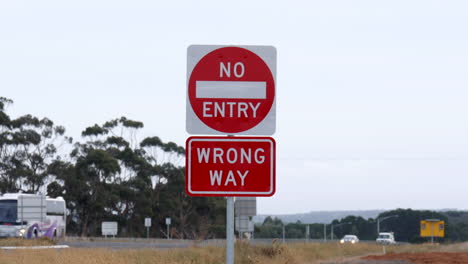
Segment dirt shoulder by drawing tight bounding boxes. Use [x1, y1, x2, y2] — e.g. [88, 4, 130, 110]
[321, 251, 468, 264]
[320, 258, 412, 264]
[364, 252, 468, 264]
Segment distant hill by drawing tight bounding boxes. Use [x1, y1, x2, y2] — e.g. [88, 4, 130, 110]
[253, 210, 385, 224]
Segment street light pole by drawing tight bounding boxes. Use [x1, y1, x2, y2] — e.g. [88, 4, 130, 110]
[323, 223, 327, 242]
[282, 224, 285, 244]
[330, 222, 351, 241]
[377, 219, 379, 235]
[376, 215, 398, 236]
[331, 225, 334, 240]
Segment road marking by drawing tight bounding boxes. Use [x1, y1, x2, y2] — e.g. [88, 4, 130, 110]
[0, 245, 70, 250]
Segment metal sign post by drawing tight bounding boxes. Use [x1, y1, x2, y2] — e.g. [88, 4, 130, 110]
[144, 218, 151, 239]
[431, 223, 434, 244]
[324, 224, 326, 242]
[226, 197, 234, 264]
[282, 225, 285, 244]
[186, 45, 277, 264]
[165, 218, 171, 239]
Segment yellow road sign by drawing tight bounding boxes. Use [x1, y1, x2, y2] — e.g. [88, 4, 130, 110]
[420, 220, 444, 237]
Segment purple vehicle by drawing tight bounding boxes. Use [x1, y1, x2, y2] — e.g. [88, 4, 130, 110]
[0, 193, 66, 239]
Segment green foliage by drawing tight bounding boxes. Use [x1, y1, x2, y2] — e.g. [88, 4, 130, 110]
[256, 209, 468, 242]
[3, 96, 468, 242]
[0, 97, 14, 112]
[442, 211, 468, 241]
[330, 215, 376, 240]
[82, 124, 108, 137]
[162, 141, 185, 156]
[0, 98, 71, 193]
[0, 97, 226, 239]
[255, 217, 284, 238]
[57, 118, 225, 238]
[140, 136, 163, 147]
[375, 209, 448, 243]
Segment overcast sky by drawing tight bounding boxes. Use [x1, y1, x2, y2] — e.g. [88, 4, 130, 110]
[1, 1, 467, 214]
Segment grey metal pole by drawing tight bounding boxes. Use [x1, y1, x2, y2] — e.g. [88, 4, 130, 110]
[226, 197, 234, 264]
[324, 224, 326, 242]
[377, 215, 398, 237]
[377, 218, 380, 236]
[167, 225, 169, 239]
[431, 222, 434, 244]
[147, 227, 149, 239]
[282, 225, 285, 244]
[306, 225, 309, 243]
[331, 225, 334, 241]
[21, 196, 24, 233]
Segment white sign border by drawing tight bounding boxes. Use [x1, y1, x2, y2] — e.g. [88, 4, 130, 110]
[186, 137, 275, 196]
[186, 45, 277, 135]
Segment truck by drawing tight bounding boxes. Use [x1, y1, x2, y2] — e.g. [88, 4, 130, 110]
[376, 232, 396, 244]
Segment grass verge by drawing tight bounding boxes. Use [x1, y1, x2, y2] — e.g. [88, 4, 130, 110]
[1, 241, 467, 264]
[0, 237, 56, 247]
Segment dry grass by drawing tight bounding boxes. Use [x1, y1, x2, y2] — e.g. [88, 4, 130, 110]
[0, 247, 223, 264]
[0, 238, 56, 247]
[235, 241, 385, 264]
[1, 241, 467, 264]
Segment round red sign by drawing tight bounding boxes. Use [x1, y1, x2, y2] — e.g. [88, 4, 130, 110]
[188, 47, 275, 134]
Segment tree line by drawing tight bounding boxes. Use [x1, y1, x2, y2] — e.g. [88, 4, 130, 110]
[255, 209, 468, 242]
[3, 96, 468, 241]
[0, 97, 226, 238]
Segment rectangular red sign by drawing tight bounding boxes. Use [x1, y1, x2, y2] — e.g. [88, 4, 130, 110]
[185, 136, 275, 197]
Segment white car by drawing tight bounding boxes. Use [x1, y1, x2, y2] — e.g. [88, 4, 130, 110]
[340, 235, 359, 244]
[376, 232, 396, 244]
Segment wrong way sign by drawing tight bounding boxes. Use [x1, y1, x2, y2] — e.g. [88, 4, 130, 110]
[185, 136, 275, 197]
[186, 45, 276, 135]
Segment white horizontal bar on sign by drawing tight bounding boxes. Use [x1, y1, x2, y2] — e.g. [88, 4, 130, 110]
[196, 81, 266, 99]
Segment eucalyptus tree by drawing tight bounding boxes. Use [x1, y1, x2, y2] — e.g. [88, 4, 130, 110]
[57, 116, 185, 236]
[61, 117, 145, 235]
[140, 135, 226, 239]
[0, 97, 15, 192]
[0, 97, 71, 193]
[0, 98, 229, 238]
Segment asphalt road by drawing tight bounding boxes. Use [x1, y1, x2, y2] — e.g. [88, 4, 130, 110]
[61, 240, 193, 249]
[59, 238, 403, 249]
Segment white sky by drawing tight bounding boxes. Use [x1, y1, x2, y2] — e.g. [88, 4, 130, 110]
[1, 0, 467, 214]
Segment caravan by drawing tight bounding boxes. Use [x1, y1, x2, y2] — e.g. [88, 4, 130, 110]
[0, 193, 66, 238]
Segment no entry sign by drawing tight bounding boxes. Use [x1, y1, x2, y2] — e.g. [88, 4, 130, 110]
[186, 45, 276, 135]
[185, 136, 276, 196]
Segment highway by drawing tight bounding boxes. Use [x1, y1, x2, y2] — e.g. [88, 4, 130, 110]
[58, 238, 402, 249]
[61, 238, 194, 249]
